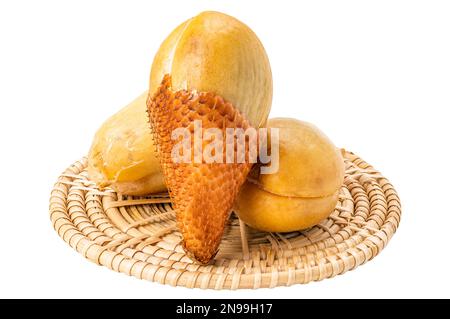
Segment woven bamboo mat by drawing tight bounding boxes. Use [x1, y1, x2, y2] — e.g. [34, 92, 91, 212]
[49, 150, 401, 289]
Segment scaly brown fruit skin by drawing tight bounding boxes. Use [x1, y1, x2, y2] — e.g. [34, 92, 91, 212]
[234, 118, 345, 233]
[148, 11, 272, 263]
[88, 92, 166, 195]
[148, 76, 253, 263]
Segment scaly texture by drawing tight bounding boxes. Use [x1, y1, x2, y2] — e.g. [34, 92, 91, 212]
[147, 75, 253, 263]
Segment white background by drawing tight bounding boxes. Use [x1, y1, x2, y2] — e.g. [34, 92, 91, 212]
[0, 0, 449, 299]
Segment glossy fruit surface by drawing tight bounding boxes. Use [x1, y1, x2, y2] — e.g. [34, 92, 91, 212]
[235, 118, 345, 232]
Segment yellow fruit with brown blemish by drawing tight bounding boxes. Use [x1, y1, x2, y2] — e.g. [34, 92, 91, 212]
[88, 92, 166, 195]
[234, 118, 345, 233]
[147, 11, 272, 263]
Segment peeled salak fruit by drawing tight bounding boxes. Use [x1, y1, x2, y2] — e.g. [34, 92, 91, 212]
[88, 92, 166, 195]
[235, 118, 345, 233]
[147, 11, 273, 263]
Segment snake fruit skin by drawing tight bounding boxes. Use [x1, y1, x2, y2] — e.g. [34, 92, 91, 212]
[147, 75, 253, 264]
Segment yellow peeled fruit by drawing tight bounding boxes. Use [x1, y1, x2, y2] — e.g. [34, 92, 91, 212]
[234, 118, 345, 232]
[150, 10, 272, 128]
[88, 92, 166, 195]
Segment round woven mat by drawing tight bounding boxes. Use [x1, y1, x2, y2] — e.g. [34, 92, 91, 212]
[49, 150, 401, 289]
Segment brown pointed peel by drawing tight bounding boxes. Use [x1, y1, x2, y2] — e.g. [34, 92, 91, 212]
[147, 75, 253, 264]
